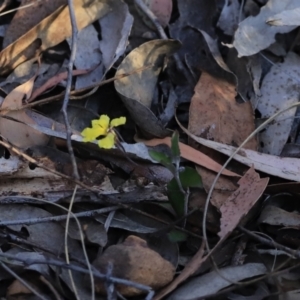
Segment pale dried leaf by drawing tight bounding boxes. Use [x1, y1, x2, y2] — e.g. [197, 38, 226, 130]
[259, 205, 300, 228]
[267, 7, 300, 26]
[167, 263, 267, 300]
[217, 0, 241, 36]
[257, 52, 300, 155]
[1, 74, 36, 111]
[233, 0, 299, 57]
[178, 121, 300, 181]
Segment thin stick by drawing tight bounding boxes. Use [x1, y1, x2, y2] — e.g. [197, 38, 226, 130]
[238, 226, 300, 259]
[8, 65, 152, 111]
[0, 206, 118, 226]
[0, 262, 48, 300]
[62, 0, 79, 181]
[0, 252, 154, 296]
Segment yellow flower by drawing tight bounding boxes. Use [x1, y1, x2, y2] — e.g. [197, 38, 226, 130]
[81, 115, 126, 149]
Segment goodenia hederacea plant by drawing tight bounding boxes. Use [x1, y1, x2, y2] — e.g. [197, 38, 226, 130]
[81, 115, 126, 149]
[149, 131, 202, 216]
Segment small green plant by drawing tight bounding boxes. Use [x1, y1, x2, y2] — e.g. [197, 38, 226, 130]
[149, 131, 202, 217]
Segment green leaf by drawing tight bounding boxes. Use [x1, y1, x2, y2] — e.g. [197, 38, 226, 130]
[178, 167, 203, 188]
[168, 229, 188, 243]
[167, 167, 202, 216]
[171, 131, 180, 160]
[149, 150, 172, 165]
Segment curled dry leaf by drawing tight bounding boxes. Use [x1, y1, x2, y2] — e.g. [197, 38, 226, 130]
[0, 0, 110, 75]
[0, 75, 49, 148]
[91, 235, 175, 296]
[218, 167, 269, 239]
[115, 39, 181, 137]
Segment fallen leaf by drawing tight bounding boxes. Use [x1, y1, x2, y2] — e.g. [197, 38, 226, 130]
[188, 71, 256, 208]
[0, 205, 84, 258]
[67, 24, 103, 89]
[233, 0, 299, 57]
[137, 0, 172, 28]
[0, 74, 49, 148]
[141, 137, 240, 177]
[3, 0, 67, 48]
[167, 263, 267, 300]
[99, 0, 133, 71]
[0, 0, 110, 75]
[267, 7, 300, 26]
[1, 74, 36, 111]
[177, 119, 300, 181]
[29, 68, 91, 102]
[189, 72, 256, 149]
[217, 0, 241, 36]
[154, 241, 205, 300]
[257, 52, 300, 155]
[92, 235, 175, 296]
[259, 205, 300, 228]
[218, 167, 269, 239]
[115, 39, 180, 137]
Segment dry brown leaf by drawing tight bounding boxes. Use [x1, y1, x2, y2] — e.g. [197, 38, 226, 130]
[218, 167, 269, 239]
[0, 75, 49, 148]
[29, 68, 91, 102]
[92, 235, 175, 297]
[198, 167, 238, 209]
[1, 74, 36, 111]
[154, 240, 205, 300]
[189, 72, 256, 148]
[0, 0, 110, 75]
[188, 72, 257, 208]
[141, 137, 240, 177]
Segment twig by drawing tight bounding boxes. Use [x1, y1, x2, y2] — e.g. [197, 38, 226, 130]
[62, 0, 79, 180]
[64, 185, 95, 300]
[0, 0, 41, 17]
[0, 261, 48, 300]
[0, 138, 104, 195]
[118, 203, 202, 239]
[0, 206, 119, 227]
[6, 65, 152, 111]
[0, 252, 154, 296]
[238, 226, 300, 259]
[39, 275, 63, 300]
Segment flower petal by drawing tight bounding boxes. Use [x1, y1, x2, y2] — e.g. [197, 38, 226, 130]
[81, 127, 99, 142]
[110, 116, 126, 127]
[92, 115, 110, 132]
[98, 132, 115, 149]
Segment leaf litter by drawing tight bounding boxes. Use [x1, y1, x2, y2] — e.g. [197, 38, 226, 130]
[1, 0, 300, 299]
